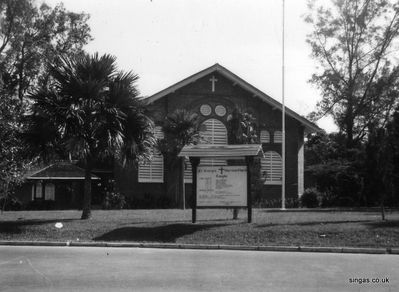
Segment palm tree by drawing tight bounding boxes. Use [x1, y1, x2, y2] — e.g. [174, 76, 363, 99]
[158, 109, 201, 156]
[27, 52, 155, 219]
[158, 109, 201, 208]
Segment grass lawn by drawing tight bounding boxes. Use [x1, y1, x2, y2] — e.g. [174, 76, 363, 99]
[1, 209, 399, 248]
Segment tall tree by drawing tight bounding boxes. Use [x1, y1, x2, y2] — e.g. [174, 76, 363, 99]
[158, 109, 201, 208]
[158, 109, 201, 157]
[365, 124, 396, 219]
[305, 0, 399, 147]
[0, 0, 91, 101]
[388, 108, 399, 206]
[0, 83, 26, 212]
[26, 53, 155, 219]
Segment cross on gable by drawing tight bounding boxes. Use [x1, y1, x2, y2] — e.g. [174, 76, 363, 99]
[209, 75, 218, 92]
[218, 166, 225, 174]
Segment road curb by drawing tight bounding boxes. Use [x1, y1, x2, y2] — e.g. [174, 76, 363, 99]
[0, 240, 396, 255]
[0, 240, 67, 247]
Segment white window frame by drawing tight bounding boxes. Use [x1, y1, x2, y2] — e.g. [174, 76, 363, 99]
[34, 182, 43, 199]
[45, 183, 55, 201]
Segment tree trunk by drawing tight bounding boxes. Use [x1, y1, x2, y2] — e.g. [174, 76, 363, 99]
[346, 100, 354, 148]
[166, 156, 180, 207]
[381, 201, 386, 221]
[18, 43, 26, 101]
[1, 182, 9, 214]
[233, 208, 239, 219]
[81, 163, 93, 220]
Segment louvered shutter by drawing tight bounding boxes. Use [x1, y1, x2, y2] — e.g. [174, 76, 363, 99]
[260, 130, 270, 143]
[138, 154, 164, 183]
[184, 158, 192, 183]
[138, 126, 164, 183]
[261, 151, 282, 184]
[154, 126, 164, 140]
[199, 118, 227, 166]
[274, 131, 282, 143]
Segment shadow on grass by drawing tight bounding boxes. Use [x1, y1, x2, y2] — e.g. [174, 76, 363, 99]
[94, 223, 224, 242]
[121, 218, 241, 226]
[255, 220, 371, 228]
[257, 208, 399, 213]
[364, 220, 399, 228]
[0, 219, 77, 234]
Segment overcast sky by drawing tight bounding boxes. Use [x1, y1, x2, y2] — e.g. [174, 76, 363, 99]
[44, 0, 336, 132]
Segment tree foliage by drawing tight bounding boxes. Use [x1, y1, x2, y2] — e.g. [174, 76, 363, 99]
[0, 87, 26, 212]
[305, 112, 399, 213]
[227, 108, 258, 144]
[305, 132, 364, 207]
[364, 107, 399, 208]
[158, 109, 201, 157]
[0, 0, 91, 101]
[306, 0, 399, 147]
[26, 53, 155, 219]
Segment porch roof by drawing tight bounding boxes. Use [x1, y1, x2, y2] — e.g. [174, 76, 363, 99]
[178, 144, 264, 158]
[27, 162, 100, 180]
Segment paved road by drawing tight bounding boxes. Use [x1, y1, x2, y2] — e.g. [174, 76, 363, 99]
[0, 246, 398, 291]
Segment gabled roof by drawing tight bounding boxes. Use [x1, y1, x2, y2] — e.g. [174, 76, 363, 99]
[143, 63, 321, 133]
[27, 162, 100, 180]
[178, 144, 264, 158]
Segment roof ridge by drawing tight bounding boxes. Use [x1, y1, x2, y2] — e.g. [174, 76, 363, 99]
[27, 163, 55, 178]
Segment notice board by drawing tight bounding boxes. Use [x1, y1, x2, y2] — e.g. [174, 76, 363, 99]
[197, 165, 247, 207]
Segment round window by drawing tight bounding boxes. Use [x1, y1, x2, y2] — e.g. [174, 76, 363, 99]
[215, 105, 226, 117]
[200, 104, 212, 116]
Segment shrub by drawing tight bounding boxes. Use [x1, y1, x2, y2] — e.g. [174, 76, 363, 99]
[252, 197, 299, 208]
[319, 189, 338, 207]
[306, 161, 362, 206]
[253, 198, 280, 208]
[25, 200, 56, 210]
[335, 196, 355, 207]
[102, 192, 127, 209]
[156, 196, 173, 208]
[300, 188, 320, 208]
[124, 193, 174, 209]
[286, 197, 299, 208]
[0, 195, 23, 211]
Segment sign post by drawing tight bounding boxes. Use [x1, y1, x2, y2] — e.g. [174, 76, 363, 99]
[190, 157, 200, 223]
[246, 156, 253, 223]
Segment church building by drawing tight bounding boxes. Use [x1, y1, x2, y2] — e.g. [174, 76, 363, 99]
[115, 63, 320, 208]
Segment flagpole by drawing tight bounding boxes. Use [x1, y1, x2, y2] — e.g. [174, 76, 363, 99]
[281, 0, 286, 210]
